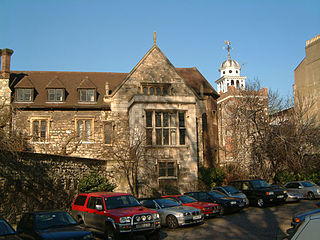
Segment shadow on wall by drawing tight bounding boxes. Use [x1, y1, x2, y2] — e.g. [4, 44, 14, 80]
[0, 151, 107, 223]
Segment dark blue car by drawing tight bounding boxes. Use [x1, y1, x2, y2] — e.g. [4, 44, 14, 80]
[17, 211, 94, 240]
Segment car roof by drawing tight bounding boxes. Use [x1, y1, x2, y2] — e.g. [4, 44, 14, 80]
[79, 192, 131, 197]
[162, 195, 181, 198]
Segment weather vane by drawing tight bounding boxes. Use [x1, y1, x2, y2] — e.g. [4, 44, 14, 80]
[223, 41, 233, 60]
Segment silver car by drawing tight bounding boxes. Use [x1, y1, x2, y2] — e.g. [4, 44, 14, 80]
[139, 198, 203, 229]
[284, 181, 320, 200]
[212, 186, 249, 207]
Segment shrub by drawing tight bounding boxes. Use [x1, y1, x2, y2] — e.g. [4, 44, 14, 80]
[78, 171, 116, 193]
[198, 166, 226, 190]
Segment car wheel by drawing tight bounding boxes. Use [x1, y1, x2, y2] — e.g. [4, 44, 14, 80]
[307, 192, 315, 200]
[257, 198, 264, 208]
[104, 224, 119, 240]
[219, 206, 225, 216]
[166, 215, 179, 229]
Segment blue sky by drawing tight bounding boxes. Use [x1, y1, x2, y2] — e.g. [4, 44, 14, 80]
[1, 0, 319, 97]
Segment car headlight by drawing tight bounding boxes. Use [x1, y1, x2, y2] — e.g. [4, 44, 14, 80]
[153, 213, 160, 220]
[266, 191, 274, 195]
[183, 212, 192, 216]
[120, 216, 131, 223]
[284, 190, 287, 194]
[317, 189, 320, 194]
[176, 213, 184, 217]
[83, 233, 94, 240]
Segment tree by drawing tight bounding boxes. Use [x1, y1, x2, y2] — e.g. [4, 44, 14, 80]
[78, 171, 116, 193]
[103, 122, 155, 198]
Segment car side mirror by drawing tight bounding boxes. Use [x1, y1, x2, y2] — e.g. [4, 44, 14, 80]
[96, 204, 103, 211]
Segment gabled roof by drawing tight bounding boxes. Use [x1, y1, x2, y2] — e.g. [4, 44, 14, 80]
[176, 67, 219, 98]
[78, 76, 97, 89]
[46, 76, 65, 89]
[14, 76, 35, 88]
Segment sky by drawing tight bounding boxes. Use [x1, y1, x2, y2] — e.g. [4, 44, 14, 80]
[1, 0, 319, 98]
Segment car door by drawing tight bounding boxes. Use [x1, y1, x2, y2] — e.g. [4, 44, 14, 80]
[287, 183, 302, 195]
[85, 196, 106, 230]
[240, 181, 254, 201]
[17, 214, 35, 240]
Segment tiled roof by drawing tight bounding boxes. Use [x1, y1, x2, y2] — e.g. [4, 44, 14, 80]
[9, 68, 218, 109]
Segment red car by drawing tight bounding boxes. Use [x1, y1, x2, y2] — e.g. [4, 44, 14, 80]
[72, 192, 161, 240]
[162, 195, 221, 217]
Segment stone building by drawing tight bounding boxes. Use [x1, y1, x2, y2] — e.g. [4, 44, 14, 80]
[0, 36, 219, 195]
[294, 34, 320, 120]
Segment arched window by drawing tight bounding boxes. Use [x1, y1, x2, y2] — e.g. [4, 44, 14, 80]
[156, 87, 161, 95]
[229, 70, 232, 73]
[150, 87, 154, 95]
[231, 80, 234, 85]
[143, 87, 148, 95]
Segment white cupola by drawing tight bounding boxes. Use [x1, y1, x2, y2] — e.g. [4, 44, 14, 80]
[215, 41, 247, 93]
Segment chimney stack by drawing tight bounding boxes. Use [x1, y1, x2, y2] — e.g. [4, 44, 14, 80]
[1, 48, 14, 79]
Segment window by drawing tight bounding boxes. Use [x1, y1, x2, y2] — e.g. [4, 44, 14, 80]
[146, 111, 186, 146]
[229, 70, 232, 73]
[31, 119, 49, 142]
[104, 122, 113, 145]
[47, 89, 64, 102]
[159, 162, 176, 177]
[16, 88, 33, 102]
[79, 89, 95, 102]
[73, 195, 87, 206]
[140, 84, 170, 96]
[76, 119, 93, 142]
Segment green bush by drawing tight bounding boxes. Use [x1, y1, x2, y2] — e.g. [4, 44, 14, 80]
[199, 166, 226, 190]
[78, 171, 116, 193]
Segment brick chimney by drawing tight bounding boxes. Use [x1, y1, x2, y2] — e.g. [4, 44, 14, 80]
[1, 48, 14, 79]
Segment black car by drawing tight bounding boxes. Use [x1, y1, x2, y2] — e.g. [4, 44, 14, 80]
[17, 211, 94, 240]
[229, 179, 287, 207]
[184, 191, 245, 215]
[0, 217, 22, 239]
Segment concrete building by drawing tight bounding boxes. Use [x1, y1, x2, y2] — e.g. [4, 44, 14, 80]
[294, 34, 320, 119]
[0, 35, 219, 195]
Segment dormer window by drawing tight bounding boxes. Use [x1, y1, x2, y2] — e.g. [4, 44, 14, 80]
[47, 89, 64, 102]
[79, 89, 96, 102]
[16, 88, 33, 102]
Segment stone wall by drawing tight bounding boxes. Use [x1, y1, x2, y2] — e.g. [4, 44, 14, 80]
[0, 151, 109, 223]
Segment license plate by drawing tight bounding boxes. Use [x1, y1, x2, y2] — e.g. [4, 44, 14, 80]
[231, 201, 236, 204]
[193, 215, 202, 220]
[136, 223, 151, 228]
[277, 195, 284, 198]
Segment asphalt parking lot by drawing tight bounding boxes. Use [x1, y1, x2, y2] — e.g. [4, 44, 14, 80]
[93, 199, 319, 240]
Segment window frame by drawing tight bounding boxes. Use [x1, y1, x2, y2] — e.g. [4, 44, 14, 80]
[158, 161, 177, 179]
[16, 88, 34, 102]
[103, 121, 113, 145]
[30, 117, 50, 143]
[47, 88, 65, 102]
[145, 110, 186, 146]
[75, 118, 94, 143]
[78, 89, 96, 103]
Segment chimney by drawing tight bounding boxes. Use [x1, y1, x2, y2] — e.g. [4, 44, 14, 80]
[0, 49, 2, 72]
[1, 48, 14, 78]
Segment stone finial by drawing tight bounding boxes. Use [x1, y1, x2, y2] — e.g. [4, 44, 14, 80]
[153, 31, 157, 45]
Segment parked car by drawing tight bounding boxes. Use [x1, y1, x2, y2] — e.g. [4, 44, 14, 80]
[16, 210, 94, 240]
[284, 181, 320, 200]
[272, 185, 304, 202]
[212, 185, 249, 207]
[139, 198, 204, 229]
[161, 195, 221, 217]
[229, 179, 287, 207]
[284, 213, 320, 240]
[291, 202, 320, 229]
[0, 217, 22, 239]
[72, 192, 161, 240]
[184, 191, 245, 215]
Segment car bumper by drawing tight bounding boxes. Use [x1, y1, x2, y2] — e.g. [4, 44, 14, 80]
[117, 221, 161, 234]
[286, 194, 304, 202]
[264, 195, 287, 203]
[177, 215, 204, 226]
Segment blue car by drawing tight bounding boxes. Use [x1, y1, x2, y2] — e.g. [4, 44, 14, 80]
[17, 211, 94, 240]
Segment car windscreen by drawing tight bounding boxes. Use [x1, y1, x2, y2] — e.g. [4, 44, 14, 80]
[223, 186, 241, 194]
[178, 195, 197, 204]
[251, 180, 271, 188]
[0, 219, 16, 236]
[155, 198, 180, 208]
[208, 191, 227, 198]
[104, 195, 141, 210]
[34, 212, 77, 230]
[301, 182, 315, 187]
